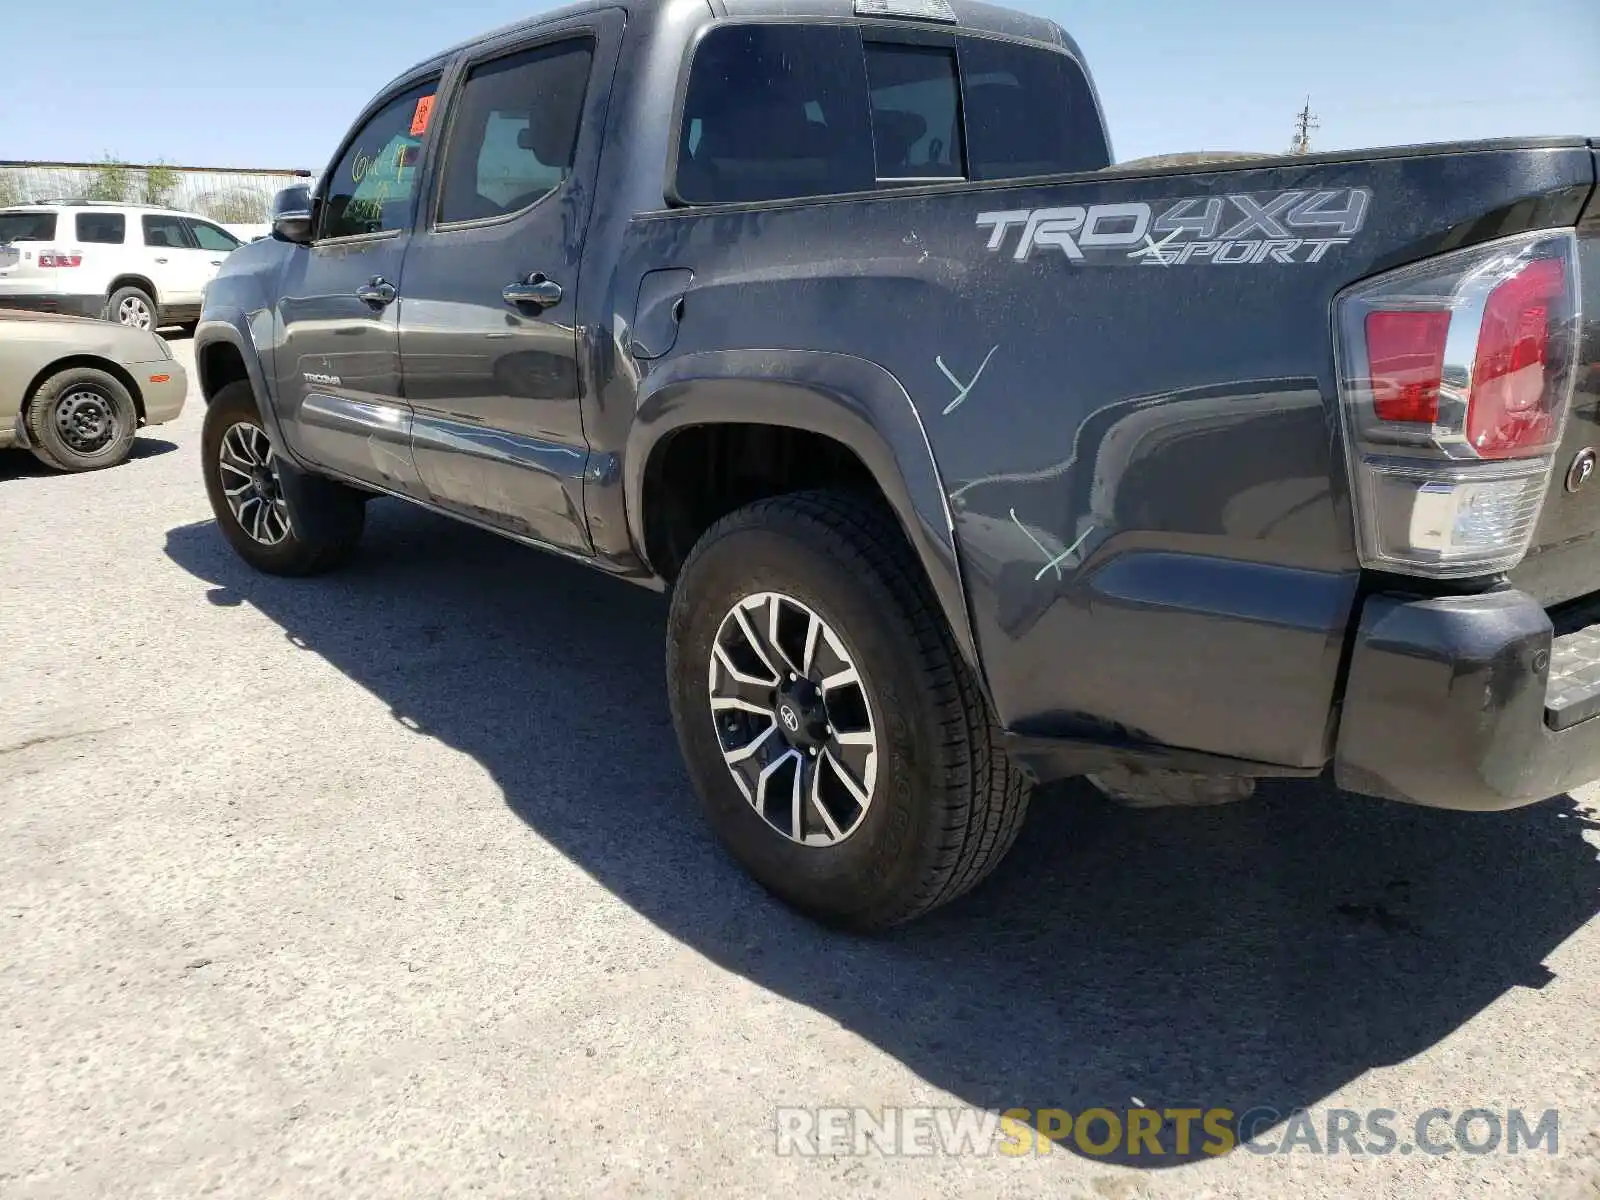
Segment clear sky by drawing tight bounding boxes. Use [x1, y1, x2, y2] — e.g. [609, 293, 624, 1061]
[4, 0, 1596, 171]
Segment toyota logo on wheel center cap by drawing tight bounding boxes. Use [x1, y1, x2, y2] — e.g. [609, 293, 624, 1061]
[778, 704, 800, 733]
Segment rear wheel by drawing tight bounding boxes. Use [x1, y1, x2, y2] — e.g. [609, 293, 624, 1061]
[106, 285, 156, 330]
[25, 367, 138, 472]
[201, 381, 365, 575]
[666, 488, 1030, 930]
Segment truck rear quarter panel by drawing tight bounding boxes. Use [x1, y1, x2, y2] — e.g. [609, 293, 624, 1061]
[618, 142, 1594, 769]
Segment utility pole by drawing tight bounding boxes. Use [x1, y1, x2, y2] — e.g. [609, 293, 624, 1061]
[1289, 96, 1320, 155]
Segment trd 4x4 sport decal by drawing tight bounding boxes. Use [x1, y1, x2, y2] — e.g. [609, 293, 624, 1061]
[975, 188, 1372, 267]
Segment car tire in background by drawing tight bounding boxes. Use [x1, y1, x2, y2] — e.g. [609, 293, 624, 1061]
[201, 380, 366, 576]
[665, 487, 1031, 931]
[105, 285, 157, 331]
[25, 366, 140, 473]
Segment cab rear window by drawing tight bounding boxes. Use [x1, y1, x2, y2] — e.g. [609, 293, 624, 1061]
[865, 42, 964, 182]
[959, 34, 1110, 180]
[673, 24, 1108, 205]
[0, 212, 58, 242]
[673, 24, 874, 204]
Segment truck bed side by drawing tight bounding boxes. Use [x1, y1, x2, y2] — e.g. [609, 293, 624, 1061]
[612, 142, 1596, 771]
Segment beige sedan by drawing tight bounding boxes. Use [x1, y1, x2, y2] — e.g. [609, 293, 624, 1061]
[0, 309, 187, 472]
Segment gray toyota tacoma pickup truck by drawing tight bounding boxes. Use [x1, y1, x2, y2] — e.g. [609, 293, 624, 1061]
[194, 0, 1600, 929]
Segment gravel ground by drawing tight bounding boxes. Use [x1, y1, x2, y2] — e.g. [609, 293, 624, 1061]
[2, 337, 1598, 1199]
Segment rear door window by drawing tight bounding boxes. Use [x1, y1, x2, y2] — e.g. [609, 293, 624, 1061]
[435, 38, 594, 225]
[142, 214, 192, 248]
[674, 24, 874, 204]
[0, 212, 58, 242]
[957, 36, 1110, 180]
[76, 212, 126, 244]
[864, 42, 964, 182]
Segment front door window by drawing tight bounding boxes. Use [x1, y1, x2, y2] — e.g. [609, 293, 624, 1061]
[320, 81, 437, 240]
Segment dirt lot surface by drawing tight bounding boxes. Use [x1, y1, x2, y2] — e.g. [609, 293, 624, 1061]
[3, 338, 1597, 1199]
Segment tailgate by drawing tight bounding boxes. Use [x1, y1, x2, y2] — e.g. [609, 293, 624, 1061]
[1508, 149, 1600, 606]
[0, 210, 58, 285]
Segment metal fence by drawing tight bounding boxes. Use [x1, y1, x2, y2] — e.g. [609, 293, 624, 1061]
[0, 162, 312, 224]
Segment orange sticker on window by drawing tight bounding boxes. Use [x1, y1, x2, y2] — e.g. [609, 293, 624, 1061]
[410, 94, 435, 136]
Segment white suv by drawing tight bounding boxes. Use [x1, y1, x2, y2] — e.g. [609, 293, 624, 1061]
[0, 201, 246, 330]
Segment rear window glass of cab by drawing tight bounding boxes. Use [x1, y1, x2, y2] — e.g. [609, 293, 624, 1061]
[672, 21, 1110, 205]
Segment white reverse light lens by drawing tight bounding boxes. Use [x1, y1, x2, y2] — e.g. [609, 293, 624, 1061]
[1363, 459, 1550, 576]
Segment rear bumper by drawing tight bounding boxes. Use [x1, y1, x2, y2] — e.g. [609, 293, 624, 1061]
[0, 293, 105, 320]
[1334, 589, 1600, 811]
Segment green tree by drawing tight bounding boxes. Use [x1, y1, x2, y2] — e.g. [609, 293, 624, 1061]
[85, 154, 132, 202]
[142, 161, 180, 207]
[199, 189, 264, 223]
[0, 172, 22, 208]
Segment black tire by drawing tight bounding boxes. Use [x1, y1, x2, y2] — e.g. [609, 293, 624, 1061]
[666, 488, 1030, 931]
[25, 366, 138, 473]
[105, 285, 157, 330]
[201, 380, 365, 575]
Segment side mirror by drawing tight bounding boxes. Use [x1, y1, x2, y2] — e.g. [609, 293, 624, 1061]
[271, 186, 314, 244]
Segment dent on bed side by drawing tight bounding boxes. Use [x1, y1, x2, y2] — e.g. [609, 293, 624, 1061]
[943, 375, 1357, 767]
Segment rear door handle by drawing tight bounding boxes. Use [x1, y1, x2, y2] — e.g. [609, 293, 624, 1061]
[502, 273, 563, 310]
[154, 257, 168, 264]
[355, 276, 397, 307]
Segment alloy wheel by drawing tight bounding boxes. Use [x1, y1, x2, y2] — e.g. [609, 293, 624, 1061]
[708, 591, 878, 846]
[116, 295, 153, 329]
[218, 421, 291, 546]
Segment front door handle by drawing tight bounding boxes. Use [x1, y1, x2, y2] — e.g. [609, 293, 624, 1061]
[502, 273, 563, 310]
[355, 276, 397, 307]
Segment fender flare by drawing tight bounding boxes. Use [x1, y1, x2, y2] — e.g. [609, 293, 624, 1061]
[624, 347, 984, 686]
[193, 308, 304, 470]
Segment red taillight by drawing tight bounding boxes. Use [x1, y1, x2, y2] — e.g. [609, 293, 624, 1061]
[37, 252, 82, 268]
[1366, 309, 1451, 423]
[1334, 229, 1581, 579]
[1467, 257, 1565, 458]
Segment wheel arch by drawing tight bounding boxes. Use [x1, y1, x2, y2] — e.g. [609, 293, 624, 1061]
[106, 274, 161, 309]
[625, 348, 983, 687]
[193, 311, 299, 464]
[196, 336, 251, 405]
[22, 355, 146, 423]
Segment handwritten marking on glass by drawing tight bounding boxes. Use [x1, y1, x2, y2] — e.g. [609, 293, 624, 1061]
[936, 345, 999, 415]
[1009, 508, 1096, 582]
